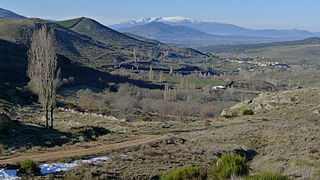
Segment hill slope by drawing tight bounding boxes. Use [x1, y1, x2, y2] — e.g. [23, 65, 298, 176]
[0, 8, 26, 19]
[218, 87, 320, 179]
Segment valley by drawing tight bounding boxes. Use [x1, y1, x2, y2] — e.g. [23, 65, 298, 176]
[0, 5, 320, 180]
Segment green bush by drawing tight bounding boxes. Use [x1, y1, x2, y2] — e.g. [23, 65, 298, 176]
[161, 166, 206, 180]
[223, 112, 238, 119]
[246, 172, 290, 180]
[243, 109, 254, 115]
[211, 153, 249, 180]
[20, 159, 41, 175]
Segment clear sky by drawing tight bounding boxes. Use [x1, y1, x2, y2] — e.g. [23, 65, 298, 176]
[1, 0, 320, 31]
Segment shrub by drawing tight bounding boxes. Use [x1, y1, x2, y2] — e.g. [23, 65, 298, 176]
[77, 89, 109, 113]
[161, 166, 206, 180]
[243, 109, 254, 115]
[200, 104, 215, 118]
[245, 172, 290, 180]
[211, 153, 249, 180]
[223, 113, 238, 119]
[20, 159, 41, 176]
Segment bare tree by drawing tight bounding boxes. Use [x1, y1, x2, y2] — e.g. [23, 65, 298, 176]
[27, 25, 60, 129]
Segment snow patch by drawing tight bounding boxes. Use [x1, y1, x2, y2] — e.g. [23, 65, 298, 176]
[0, 156, 111, 180]
[0, 169, 19, 180]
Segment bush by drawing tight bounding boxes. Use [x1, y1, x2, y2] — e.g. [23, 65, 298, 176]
[200, 104, 215, 118]
[161, 166, 206, 180]
[20, 159, 41, 176]
[246, 172, 290, 180]
[223, 113, 238, 119]
[77, 89, 109, 113]
[243, 109, 254, 115]
[211, 153, 249, 180]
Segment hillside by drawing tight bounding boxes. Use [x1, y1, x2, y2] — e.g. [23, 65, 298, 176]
[217, 87, 320, 179]
[0, 8, 26, 18]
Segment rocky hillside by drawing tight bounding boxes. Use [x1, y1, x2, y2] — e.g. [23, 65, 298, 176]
[218, 87, 320, 179]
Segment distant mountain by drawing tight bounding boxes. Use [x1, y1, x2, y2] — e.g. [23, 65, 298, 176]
[112, 16, 319, 39]
[118, 22, 295, 47]
[110, 17, 199, 29]
[0, 8, 26, 18]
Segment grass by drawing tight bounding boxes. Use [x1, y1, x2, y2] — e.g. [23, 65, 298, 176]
[56, 17, 84, 28]
[211, 153, 249, 180]
[160, 166, 206, 180]
[245, 172, 290, 180]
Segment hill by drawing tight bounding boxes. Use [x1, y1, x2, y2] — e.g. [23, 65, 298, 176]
[0, 8, 26, 19]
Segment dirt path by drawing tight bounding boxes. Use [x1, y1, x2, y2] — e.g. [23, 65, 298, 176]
[0, 135, 167, 166]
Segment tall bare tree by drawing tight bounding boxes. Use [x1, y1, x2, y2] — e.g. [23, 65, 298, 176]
[27, 25, 60, 129]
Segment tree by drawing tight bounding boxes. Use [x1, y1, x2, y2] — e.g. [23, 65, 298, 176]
[27, 25, 60, 129]
[149, 66, 154, 81]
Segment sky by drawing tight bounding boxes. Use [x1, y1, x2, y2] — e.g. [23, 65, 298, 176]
[1, 0, 320, 31]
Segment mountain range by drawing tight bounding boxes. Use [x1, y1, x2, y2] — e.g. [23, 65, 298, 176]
[112, 17, 320, 47]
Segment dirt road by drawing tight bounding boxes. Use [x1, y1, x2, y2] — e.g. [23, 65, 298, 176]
[0, 135, 167, 166]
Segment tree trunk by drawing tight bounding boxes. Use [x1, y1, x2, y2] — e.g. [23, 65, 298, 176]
[45, 108, 49, 128]
[49, 108, 54, 129]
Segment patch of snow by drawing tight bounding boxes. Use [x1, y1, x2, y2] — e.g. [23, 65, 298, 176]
[0, 169, 19, 180]
[40, 161, 78, 175]
[161, 16, 200, 23]
[0, 156, 111, 179]
[133, 16, 200, 24]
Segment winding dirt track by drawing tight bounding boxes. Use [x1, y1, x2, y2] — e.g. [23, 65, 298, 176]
[0, 135, 166, 166]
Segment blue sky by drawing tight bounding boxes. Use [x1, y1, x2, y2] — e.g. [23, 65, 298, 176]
[1, 0, 320, 31]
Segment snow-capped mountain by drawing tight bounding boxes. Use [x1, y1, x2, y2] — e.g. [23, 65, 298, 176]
[111, 16, 319, 39]
[110, 16, 200, 29]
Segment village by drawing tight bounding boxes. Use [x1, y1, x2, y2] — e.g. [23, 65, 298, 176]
[222, 57, 289, 67]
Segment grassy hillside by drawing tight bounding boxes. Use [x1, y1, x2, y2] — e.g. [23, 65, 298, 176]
[55, 17, 83, 28]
